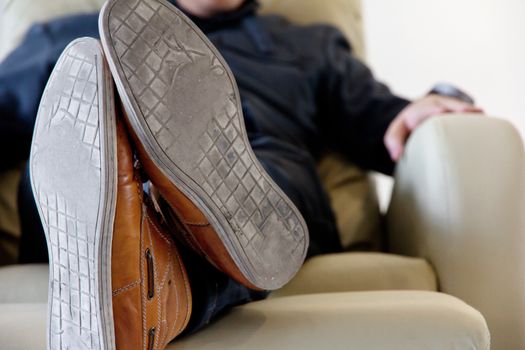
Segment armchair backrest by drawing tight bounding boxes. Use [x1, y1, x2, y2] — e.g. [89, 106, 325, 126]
[0, 0, 365, 61]
[259, 0, 365, 60]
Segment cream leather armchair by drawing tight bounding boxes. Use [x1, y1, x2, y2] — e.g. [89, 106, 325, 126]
[1, 0, 523, 349]
[389, 115, 525, 350]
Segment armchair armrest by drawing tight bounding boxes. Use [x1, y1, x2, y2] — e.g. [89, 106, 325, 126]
[386, 114, 525, 350]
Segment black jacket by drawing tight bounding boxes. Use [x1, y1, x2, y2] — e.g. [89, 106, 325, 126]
[0, 0, 409, 173]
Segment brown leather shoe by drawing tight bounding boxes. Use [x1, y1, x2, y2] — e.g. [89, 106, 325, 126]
[112, 115, 192, 349]
[100, 0, 309, 291]
[30, 38, 191, 350]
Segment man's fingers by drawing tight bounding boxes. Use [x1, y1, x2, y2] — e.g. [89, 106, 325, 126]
[405, 96, 484, 130]
[433, 94, 484, 113]
[384, 94, 485, 162]
[404, 104, 446, 130]
[384, 117, 410, 161]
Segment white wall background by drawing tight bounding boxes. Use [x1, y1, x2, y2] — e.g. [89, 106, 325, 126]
[362, 0, 525, 210]
[362, 0, 525, 137]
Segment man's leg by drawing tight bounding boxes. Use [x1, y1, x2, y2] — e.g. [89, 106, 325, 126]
[180, 246, 268, 335]
[249, 134, 342, 257]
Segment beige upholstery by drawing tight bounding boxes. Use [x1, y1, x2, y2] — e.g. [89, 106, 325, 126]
[173, 292, 489, 350]
[272, 253, 437, 298]
[0, 264, 49, 303]
[259, 0, 366, 60]
[0, 290, 489, 350]
[317, 154, 381, 250]
[0, 255, 437, 304]
[388, 115, 525, 350]
[0, 0, 106, 61]
[0, 303, 47, 350]
[0, 264, 487, 349]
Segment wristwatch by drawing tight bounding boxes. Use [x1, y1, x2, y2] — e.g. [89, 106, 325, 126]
[429, 83, 475, 105]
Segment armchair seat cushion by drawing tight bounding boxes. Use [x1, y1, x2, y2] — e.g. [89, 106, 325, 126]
[272, 252, 437, 298]
[0, 253, 437, 305]
[0, 258, 482, 350]
[0, 264, 48, 303]
[0, 292, 489, 350]
[173, 291, 489, 350]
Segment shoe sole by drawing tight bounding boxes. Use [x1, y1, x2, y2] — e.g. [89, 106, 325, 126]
[99, 0, 308, 290]
[30, 38, 117, 350]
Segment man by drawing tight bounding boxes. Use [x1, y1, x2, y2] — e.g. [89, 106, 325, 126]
[1, 0, 482, 348]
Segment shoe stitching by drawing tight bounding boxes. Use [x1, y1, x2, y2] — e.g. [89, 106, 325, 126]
[142, 216, 160, 349]
[165, 267, 180, 345]
[145, 212, 180, 344]
[164, 201, 210, 256]
[146, 211, 191, 337]
[174, 216, 206, 253]
[112, 280, 141, 296]
[140, 209, 148, 350]
[165, 270, 178, 341]
[170, 240, 192, 331]
[184, 221, 210, 227]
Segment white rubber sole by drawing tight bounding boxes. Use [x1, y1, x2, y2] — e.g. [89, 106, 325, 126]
[30, 38, 117, 350]
[99, 0, 309, 290]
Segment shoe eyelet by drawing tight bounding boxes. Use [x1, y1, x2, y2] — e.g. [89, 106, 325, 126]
[147, 327, 156, 350]
[146, 249, 154, 300]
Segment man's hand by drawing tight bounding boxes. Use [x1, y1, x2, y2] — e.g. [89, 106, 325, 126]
[384, 94, 483, 161]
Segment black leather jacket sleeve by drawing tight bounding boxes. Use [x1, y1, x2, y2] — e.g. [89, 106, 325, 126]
[317, 26, 410, 175]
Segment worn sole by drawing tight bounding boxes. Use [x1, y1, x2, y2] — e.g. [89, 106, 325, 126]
[30, 38, 117, 350]
[99, 0, 308, 290]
